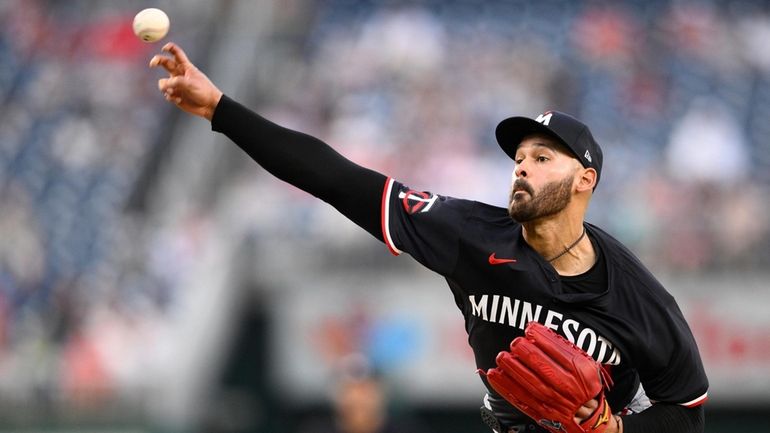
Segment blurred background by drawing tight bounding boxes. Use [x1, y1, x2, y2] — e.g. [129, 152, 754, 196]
[0, 0, 768, 431]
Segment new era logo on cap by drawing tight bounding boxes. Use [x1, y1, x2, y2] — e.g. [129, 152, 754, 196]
[495, 110, 604, 188]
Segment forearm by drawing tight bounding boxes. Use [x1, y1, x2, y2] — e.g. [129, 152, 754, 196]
[621, 404, 704, 433]
[211, 94, 387, 239]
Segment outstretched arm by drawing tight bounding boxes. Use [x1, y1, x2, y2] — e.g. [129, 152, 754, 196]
[150, 43, 387, 240]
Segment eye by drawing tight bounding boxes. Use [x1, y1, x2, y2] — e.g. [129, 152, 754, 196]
[536, 155, 549, 162]
[514, 157, 524, 164]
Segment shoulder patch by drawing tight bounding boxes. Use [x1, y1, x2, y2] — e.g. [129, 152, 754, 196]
[399, 189, 438, 214]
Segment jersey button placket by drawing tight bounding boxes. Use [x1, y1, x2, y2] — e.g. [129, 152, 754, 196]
[547, 272, 560, 305]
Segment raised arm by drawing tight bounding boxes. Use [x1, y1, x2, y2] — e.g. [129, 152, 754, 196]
[150, 43, 387, 240]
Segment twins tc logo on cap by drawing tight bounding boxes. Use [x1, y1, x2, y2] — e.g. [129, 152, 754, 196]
[495, 110, 604, 188]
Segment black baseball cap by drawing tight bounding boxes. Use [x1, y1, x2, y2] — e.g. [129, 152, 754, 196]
[495, 110, 603, 187]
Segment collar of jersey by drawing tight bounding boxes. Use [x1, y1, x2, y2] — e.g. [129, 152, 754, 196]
[517, 224, 611, 305]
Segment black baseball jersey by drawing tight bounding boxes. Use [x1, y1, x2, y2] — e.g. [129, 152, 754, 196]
[380, 178, 709, 415]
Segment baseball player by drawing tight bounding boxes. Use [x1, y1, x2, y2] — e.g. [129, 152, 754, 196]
[151, 43, 708, 433]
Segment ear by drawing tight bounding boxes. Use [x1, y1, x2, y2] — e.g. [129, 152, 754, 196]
[575, 167, 597, 193]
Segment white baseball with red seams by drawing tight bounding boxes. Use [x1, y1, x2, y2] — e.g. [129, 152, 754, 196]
[133, 8, 169, 43]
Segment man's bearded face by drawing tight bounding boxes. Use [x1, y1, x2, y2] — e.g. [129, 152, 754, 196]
[508, 174, 574, 222]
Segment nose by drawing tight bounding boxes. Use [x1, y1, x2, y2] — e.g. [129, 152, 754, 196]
[514, 161, 527, 179]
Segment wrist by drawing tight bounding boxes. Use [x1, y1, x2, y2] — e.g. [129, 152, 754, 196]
[611, 415, 623, 433]
[205, 90, 224, 121]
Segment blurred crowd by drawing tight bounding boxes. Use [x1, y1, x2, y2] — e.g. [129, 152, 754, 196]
[1, 0, 770, 427]
[0, 0, 213, 421]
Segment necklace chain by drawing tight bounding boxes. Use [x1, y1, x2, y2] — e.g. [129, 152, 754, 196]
[546, 226, 587, 262]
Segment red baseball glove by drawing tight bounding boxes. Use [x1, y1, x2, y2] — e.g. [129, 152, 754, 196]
[480, 322, 614, 433]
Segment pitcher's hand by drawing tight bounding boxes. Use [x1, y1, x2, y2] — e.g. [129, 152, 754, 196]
[150, 42, 223, 120]
[575, 399, 621, 433]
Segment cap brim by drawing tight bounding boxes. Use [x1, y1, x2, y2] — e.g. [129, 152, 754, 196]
[495, 117, 570, 161]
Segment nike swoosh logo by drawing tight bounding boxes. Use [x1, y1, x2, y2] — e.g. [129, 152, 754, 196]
[489, 253, 517, 265]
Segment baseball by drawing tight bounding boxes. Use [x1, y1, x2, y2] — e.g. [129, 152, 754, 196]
[132, 8, 170, 43]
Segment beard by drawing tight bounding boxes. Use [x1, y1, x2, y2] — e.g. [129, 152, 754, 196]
[508, 175, 573, 223]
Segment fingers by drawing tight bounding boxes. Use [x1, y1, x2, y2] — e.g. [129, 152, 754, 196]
[574, 399, 599, 422]
[162, 42, 191, 67]
[158, 77, 183, 104]
[149, 43, 191, 75]
[149, 54, 177, 74]
[158, 76, 184, 93]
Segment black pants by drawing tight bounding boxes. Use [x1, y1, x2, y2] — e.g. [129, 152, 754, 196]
[480, 406, 548, 433]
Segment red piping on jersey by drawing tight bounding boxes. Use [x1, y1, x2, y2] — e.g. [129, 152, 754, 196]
[681, 392, 708, 408]
[381, 177, 400, 256]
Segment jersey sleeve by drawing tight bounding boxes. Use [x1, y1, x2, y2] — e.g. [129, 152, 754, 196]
[211, 94, 388, 240]
[635, 297, 709, 408]
[381, 178, 474, 276]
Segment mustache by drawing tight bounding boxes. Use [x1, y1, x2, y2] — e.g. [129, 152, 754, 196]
[511, 179, 534, 197]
